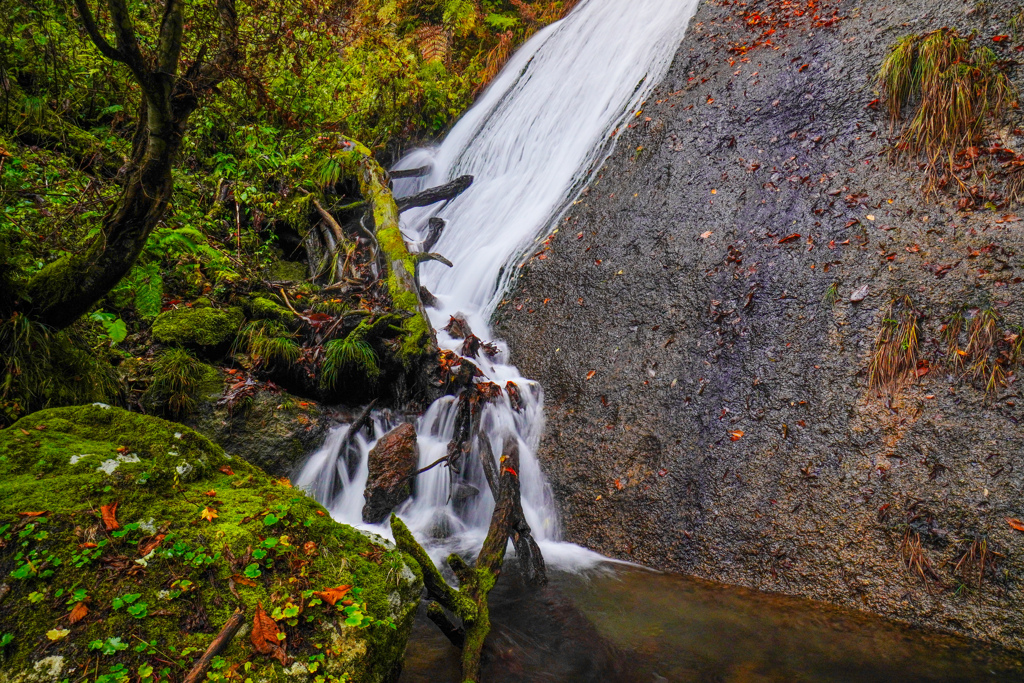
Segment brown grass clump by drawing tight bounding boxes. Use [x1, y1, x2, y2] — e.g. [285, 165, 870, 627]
[900, 529, 942, 589]
[942, 306, 1022, 396]
[869, 296, 919, 395]
[878, 28, 1017, 190]
[952, 536, 1003, 591]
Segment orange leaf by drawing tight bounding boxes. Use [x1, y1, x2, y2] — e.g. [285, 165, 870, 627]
[204, 490, 217, 497]
[501, 466, 519, 477]
[251, 603, 287, 665]
[201, 507, 219, 522]
[231, 574, 257, 587]
[19, 429, 29, 436]
[614, 478, 623, 490]
[18, 511, 48, 517]
[303, 541, 318, 556]
[100, 501, 120, 531]
[276, 478, 291, 488]
[219, 465, 235, 476]
[586, 370, 596, 380]
[315, 510, 325, 516]
[1007, 518, 1024, 532]
[313, 585, 352, 606]
[78, 542, 98, 549]
[729, 430, 744, 441]
[69, 602, 89, 624]
[777, 233, 801, 244]
[138, 534, 166, 556]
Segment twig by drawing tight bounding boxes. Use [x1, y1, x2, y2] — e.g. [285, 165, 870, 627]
[182, 608, 246, 683]
[278, 288, 302, 317]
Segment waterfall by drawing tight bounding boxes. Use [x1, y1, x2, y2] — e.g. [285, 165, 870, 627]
[295, 0, 698, 568]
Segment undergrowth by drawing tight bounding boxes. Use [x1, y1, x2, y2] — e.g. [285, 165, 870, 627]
[143, 349, 215, 417]
[878, 27, 1018, 192]
[869, 296, 919, 396]
[941, 306, 1021, 397]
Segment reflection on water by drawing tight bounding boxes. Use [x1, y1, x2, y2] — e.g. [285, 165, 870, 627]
[399, 564, 1024, 683]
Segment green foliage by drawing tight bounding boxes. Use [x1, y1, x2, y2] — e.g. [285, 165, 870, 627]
[0, 312, 118, 426]
[322, 323, 381, 389]
[235, 320, 301, 366]
[144, 348, 216, 417]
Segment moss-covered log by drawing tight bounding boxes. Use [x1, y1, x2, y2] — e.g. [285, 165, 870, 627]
[391, 435, 523, 683]
[325, 137, 440, 380]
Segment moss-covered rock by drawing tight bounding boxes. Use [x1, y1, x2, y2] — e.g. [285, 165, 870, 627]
[244, 296, 296, 327]
[151, 307, 244, 355]
[0, 405, 422, 682]
[267, 260, 309, 284]
[185, 389, 328, 477]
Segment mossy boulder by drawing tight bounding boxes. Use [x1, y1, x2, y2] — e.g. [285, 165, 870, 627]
[267, 260, 309, 284]
[244, 296, 296, 327]
[185, 389, 328, 477]
[0, 405, 423, 682]
[151, 307, 244, 355]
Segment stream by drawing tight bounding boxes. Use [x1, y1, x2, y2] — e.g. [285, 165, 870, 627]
[294, 0, 1024, 680]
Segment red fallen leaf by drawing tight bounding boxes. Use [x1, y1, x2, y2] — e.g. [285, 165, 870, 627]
[658, 468, 668, 477]
[313, 585, 352, 606]
[844, 220, 859, 228]
[906, 244, 920, 253]
[226, 368, 238, 375]
[729, 430, 744, 441]
[865, 98, 880, 110]
[1007, 518, 1024, 532]
[777, 233, 801, 244]
[78, 542, 98, 549]
[69, 602, 89, 624]
[251, 603, 287, 665]
[537, 253, 547, 260]
[586, 370, 596, 380]
[992, 35, 1009, 42]
[138, 534, 166, 556]
[18, 511, 48, 517]
[219, 465, 235, 476]
[916, 359, 930, 377]
[594, 259, 602, 265]
[100, 501, 120, 531]
[797, 420, 806, 427]
[315, 509, 325, 516]
[614, 478, 624, 490]
[501, 466, 519, 477]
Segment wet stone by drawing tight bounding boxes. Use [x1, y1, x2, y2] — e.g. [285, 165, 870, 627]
[362, 422, 419, 524]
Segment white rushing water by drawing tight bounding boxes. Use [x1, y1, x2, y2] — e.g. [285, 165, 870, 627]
[295, 0, 698, 569]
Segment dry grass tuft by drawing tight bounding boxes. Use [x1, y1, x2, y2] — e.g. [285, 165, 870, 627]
[869, 296, 919, 395]
[900, 529, 942, 589]
[952, 536, 1003, 591]
[943, 306, 1021, 396]
[878, 28, 1017, 189]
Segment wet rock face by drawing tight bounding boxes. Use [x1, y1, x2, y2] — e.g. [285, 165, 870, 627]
[363, 423, 419, 523]
[498, 0, 1024, 650]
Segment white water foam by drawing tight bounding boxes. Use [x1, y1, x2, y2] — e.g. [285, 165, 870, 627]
[295, 0, 698, 571]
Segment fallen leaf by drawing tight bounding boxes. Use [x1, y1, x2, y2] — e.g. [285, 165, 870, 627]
[219, 465, 235, 476]
[201, 507, 219, 523]
[138, 534, 166, 556]
[69, 602, 88, 624]
[992, 35, 1009, 42]
[303, 541, 318, 556]
[277, 478, 291, 488]
[18, 511, 48, 517]
[586, 370, 596, 380]
[849, 284, 869, 302]
[100, 501, 120, 531]
[231, 574, 258, 587]
[46, 629, 70, 641]
[19, 429, 29, 436]
[614, 478, 624, 490]
[251, 603, 287, 665]
[729, 430, 744, 441]
[313, 585, 352, 606]
[204, 490, 217, 497]
[78, 542, 98, 549]
[700, 230, 713, 239]
[1008, 518, 1024, 532]
[777, 233, 801, 244]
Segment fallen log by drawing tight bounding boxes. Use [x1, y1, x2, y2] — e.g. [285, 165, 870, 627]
[391, 434, 522, 683]
[182, 608, 246, 683]
[397, 175, 473, 212]
[390, 165, 431, 179]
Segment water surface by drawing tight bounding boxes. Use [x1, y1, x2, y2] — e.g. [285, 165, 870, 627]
[399, 565, 1024, 683]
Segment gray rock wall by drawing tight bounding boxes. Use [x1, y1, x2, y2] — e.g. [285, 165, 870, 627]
[497, 0, 1024, 648]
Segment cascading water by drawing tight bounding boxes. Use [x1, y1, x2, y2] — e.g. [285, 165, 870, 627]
[295, 0, 699, 567]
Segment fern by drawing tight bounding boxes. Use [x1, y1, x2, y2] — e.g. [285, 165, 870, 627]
[132, 263, 164, 318]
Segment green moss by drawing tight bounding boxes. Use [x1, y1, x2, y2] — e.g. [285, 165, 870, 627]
[267, 260, 310, 283]
[0, 406, 422, 682]
[151, 307, 243, 351]
[245, 296, 294, 325]
[142, 349, 223, 417]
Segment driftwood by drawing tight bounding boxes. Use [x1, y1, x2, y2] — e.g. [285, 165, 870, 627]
[390, 165, 432, 179]
[391, 434, 522, 683]
[182, 608, 246, 683]
[423, 216, 446, 251]
[397, 175, 473, 212]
